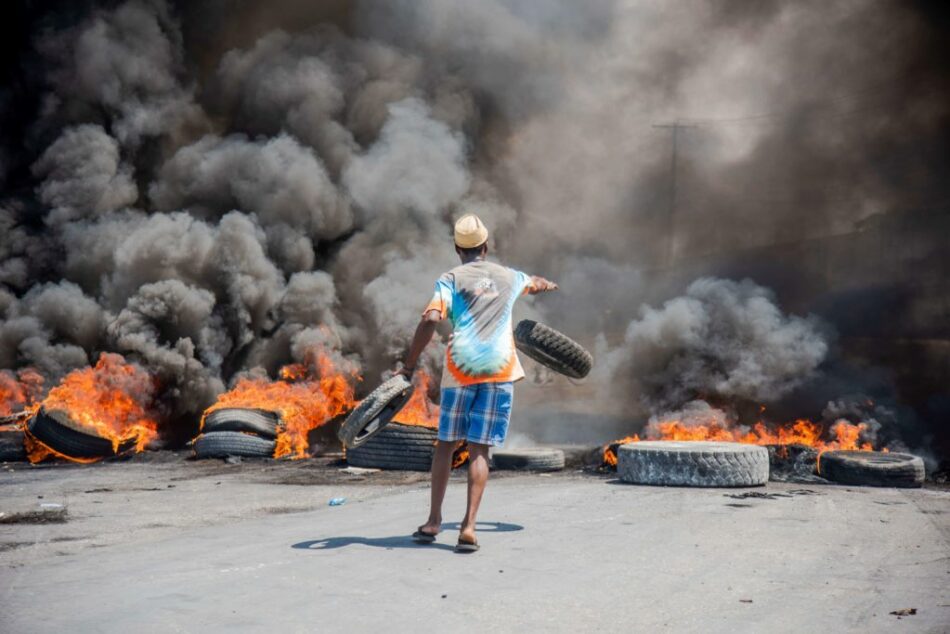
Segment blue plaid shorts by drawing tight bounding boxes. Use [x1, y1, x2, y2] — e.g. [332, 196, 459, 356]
[438, 382, 514, 446]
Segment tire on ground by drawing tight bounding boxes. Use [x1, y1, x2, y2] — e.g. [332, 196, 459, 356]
[818, 451, 924, 488]
[345, 423, 436, 471]
[514, 320, 593, 379]
[194, 431, 275, 458]
[202, 408, 280, 438]
[618, 441, 769, 487]
[0, 430, 26, 462]
[492, 448, 565, 471]
[338, 375, 413, 449]
[27, 408, 135, 459]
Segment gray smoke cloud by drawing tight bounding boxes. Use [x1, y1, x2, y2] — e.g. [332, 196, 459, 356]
[108, 279, 225, 415]
[32, 124, 138, 226]
[343, 98, 470, 219]
[598, 277, 829, 413]
[213, 27, 358, 176]
[149, 133, 353, 266]
[38, 0, 206, 146]
[0, 0, 946, 455]
[0, 281, 102, 380]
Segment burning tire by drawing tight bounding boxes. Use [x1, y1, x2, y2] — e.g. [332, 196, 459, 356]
[27, 408, 136, 459]
[193, 431, 275, 458]
[345, 423, 435, 471]
[202, 408, 280, 438]
[514, 320, 592, 379]
[818, 451, 924, 488]
[337, 375, 413, 449]
[492, 448, 565, 471]
[766, 444, 822, 482]
[617, 441, 769, 487]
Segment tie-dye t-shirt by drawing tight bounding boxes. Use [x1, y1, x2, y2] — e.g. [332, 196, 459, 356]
[424, 261, 535, 388]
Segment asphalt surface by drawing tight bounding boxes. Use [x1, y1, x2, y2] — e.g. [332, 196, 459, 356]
[2, 464, 949, 633]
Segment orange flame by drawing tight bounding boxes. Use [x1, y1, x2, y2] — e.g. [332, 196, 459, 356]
[25, 353, 160, 463]
[23, 433, 101, 464]
[392, 370, 440, 428]
[202, 347, 358, 459]
[452, 443, 469, 469]
[0, 368, 44, 418]
[381, 370, 467, 467]
[603, 416, 882, 467]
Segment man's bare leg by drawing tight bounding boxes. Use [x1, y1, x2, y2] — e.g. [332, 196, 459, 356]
[459, 442, 490, 544]
[419, 440, 456, 535]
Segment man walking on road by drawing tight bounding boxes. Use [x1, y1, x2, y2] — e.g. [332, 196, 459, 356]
[399, 214, 557, 553]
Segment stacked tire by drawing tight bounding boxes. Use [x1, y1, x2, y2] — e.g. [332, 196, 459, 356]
[346, 423, 436, 471]
[0, 428, 26, 462]
[193, 409, 279, 458]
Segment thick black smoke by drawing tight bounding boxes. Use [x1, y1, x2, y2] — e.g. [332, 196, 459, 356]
[0, 1, 947, 458]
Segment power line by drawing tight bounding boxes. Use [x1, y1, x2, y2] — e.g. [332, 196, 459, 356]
[653, 121, 697, 266]
[676, 81, 902, 126]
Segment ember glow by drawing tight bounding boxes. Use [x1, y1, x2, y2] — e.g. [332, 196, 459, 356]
[602, 417, 881, 467]
[26, 353, 160, 463]
[201, 347, 358, 459]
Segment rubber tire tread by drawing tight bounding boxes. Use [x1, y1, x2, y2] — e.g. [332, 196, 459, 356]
[194, 431, 275, 458]
[27, 408, 135, 458]
[346, 423, 436, 471]
[203, 408, 280, 438]
[818, 451, 924, 488]
[338, 376, 413, 449]
[492, 449, 565, 471]
[514, 320, 593, 379]
[618, 441, 769, 487]
[0, 431, 26, 462]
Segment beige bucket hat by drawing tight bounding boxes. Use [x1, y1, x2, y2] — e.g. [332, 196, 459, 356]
[454, 213, 488, 248]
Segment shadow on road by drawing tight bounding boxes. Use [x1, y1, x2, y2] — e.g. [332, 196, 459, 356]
[291, 521, 524, 551]
[441, 521, 524, 533]
[292, 536, 457, 551]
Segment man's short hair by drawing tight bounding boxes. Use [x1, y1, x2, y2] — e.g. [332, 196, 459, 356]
[456, 242, 487, 257]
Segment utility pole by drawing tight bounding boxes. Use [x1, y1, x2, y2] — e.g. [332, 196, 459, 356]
[653, 121, 696, 267]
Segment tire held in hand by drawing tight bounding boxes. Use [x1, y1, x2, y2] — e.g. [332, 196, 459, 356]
[337, 375, 413, 449]
[514, 320, 592, 379]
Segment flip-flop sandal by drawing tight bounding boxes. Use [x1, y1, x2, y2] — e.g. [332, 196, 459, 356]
[412, 527, 438, 544]
[455, 538, 480, 553]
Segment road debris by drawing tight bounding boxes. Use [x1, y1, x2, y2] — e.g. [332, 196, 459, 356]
[889, 608, 916, 617]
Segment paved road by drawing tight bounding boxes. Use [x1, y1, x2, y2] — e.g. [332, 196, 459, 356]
[2, 475, 949, 633]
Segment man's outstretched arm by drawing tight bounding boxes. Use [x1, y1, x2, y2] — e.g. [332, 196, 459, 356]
[399, 309, 442, 377]
[527, 275, 559, 294]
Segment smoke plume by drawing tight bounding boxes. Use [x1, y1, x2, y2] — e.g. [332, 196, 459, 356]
[600, 277, 829, 412]
[0, 0, 947, 457]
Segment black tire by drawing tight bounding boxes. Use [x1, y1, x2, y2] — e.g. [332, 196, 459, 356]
[337, 375, 413, 449]
[0, 430, 26, 462]
[818, 451, 924, 488]
[618, 441, 769, 487]
[492, 448, 565, 471]
[346, 423, 436, 471]
[27, 408, 136, 459]
[193, 431, 275, 458]
[514, 320, 593, 379]
[766, 444, 823, 483]
[202, 408, 280, 438]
